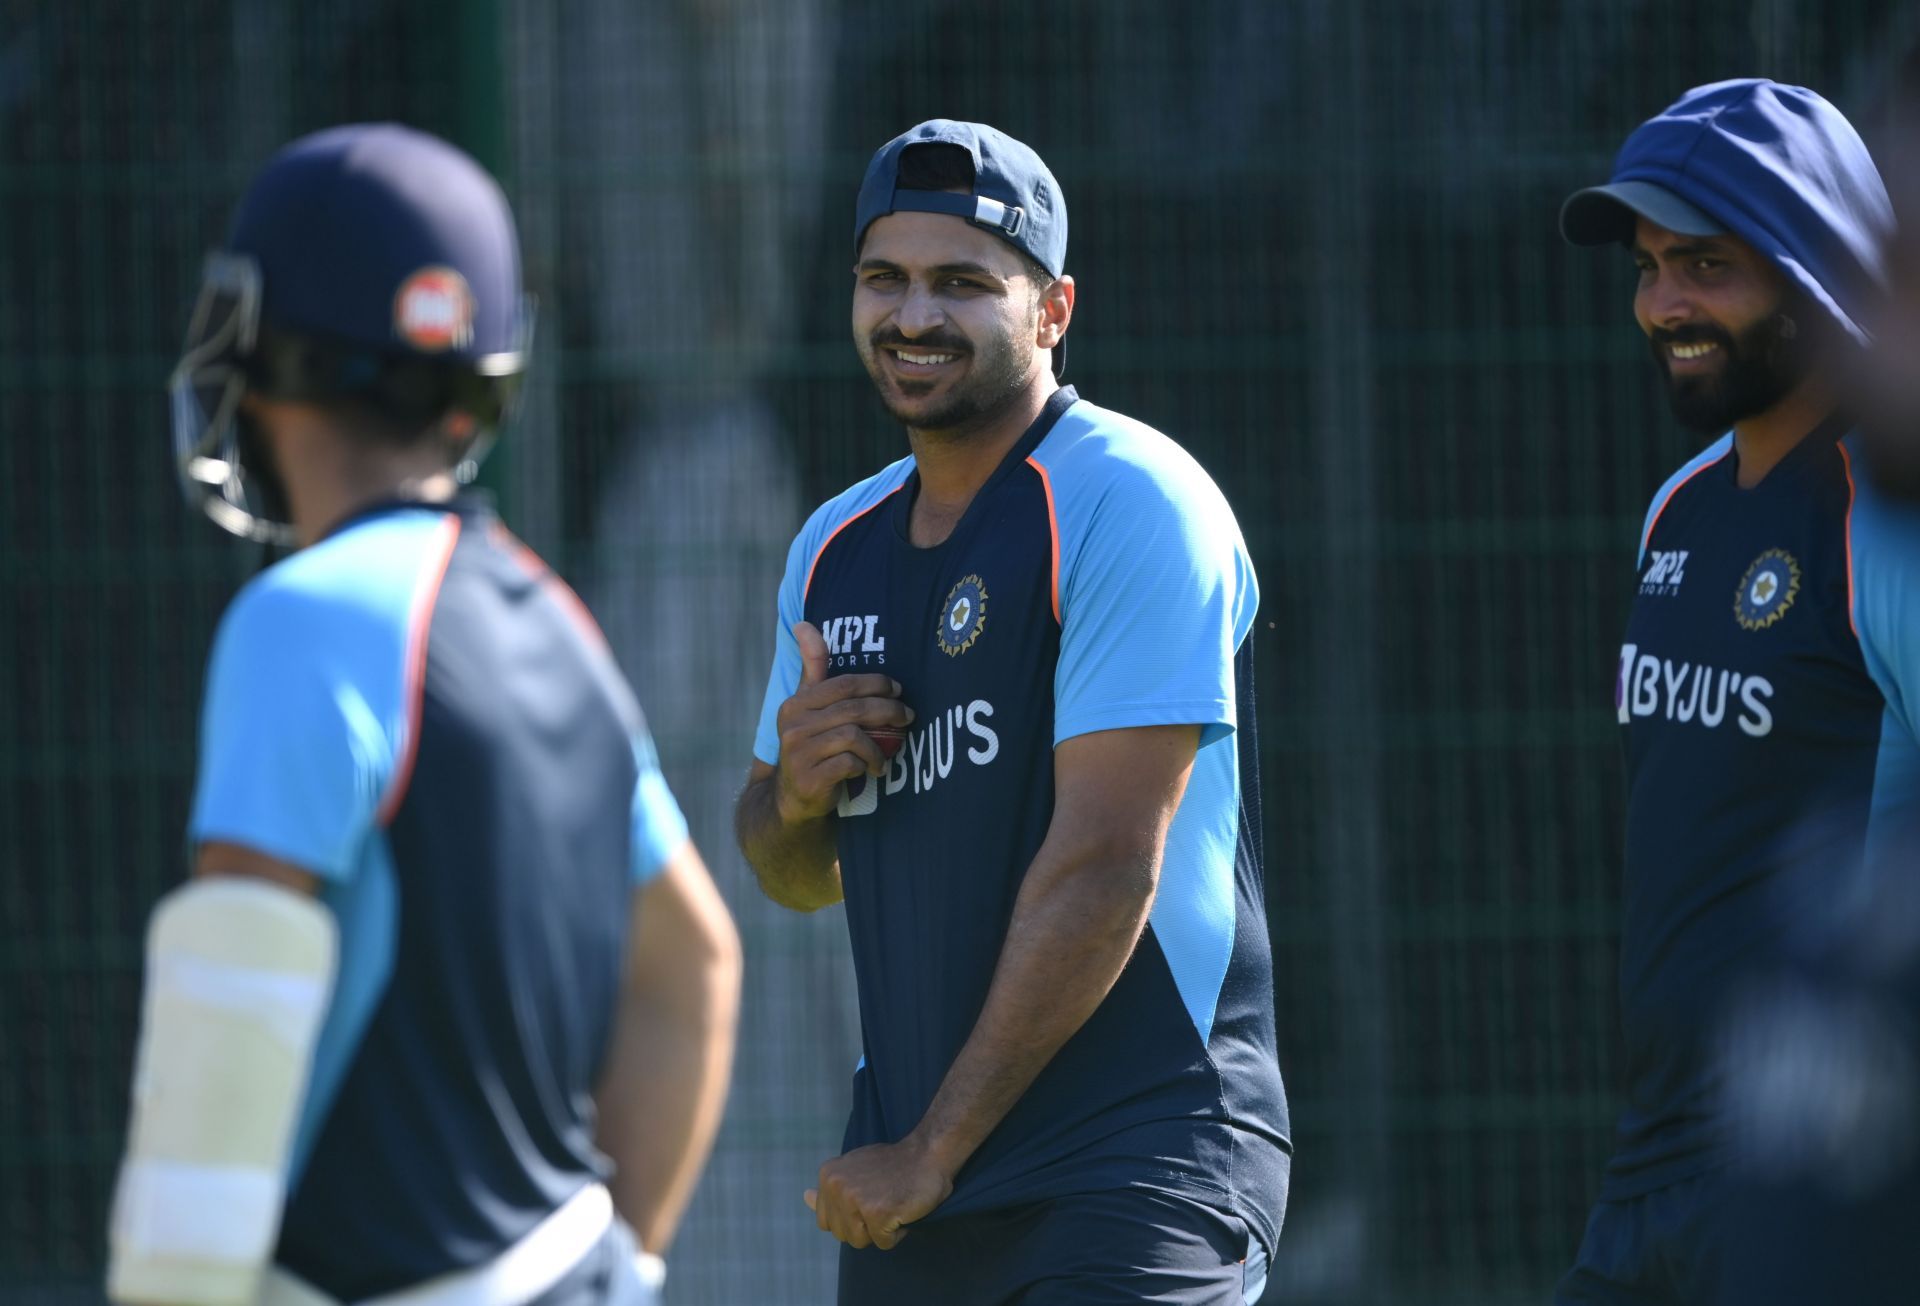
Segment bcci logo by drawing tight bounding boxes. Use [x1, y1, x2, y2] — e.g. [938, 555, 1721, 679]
[1734, 549, 1800, 631]
[937, 574, 988, 656]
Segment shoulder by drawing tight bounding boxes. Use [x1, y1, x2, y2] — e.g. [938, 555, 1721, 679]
[1638, 434, 1733, 565]
[1845, 436, 1920, 633]
[1030, 399, 1240, 542]
[213, 509, 454, 670]
[786, 456, 915, 589]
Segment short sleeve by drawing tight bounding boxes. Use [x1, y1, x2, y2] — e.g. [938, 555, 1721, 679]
[189, 587, 396, 881]
[751, 528, 810, 767]
[1051, 460, 1257, 748]
[629, 733, 690, 885]
[1853, 472, 1920, 747]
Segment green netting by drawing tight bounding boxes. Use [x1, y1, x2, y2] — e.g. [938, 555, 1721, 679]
[5, 1, 1915, 1302]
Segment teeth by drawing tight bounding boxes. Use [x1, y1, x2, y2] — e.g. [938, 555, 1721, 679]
[895, 350, 955, 365]
[1671, 342, 1718, 360]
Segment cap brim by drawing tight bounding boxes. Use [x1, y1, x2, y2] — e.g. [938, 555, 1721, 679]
[1559, 180, 1727, 246]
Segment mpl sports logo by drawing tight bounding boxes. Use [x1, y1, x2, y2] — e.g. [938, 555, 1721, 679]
[1616, 643, 1774, 738]
[822, 614, 886, 667]
[1640, 550, 1689, 597]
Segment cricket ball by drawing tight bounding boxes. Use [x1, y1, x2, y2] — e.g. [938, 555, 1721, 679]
[868, 725, 907, 759]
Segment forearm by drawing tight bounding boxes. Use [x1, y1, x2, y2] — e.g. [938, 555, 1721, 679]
[910, 836, 1158, 1175]
[735, 773, 844, 911]
[595, 955, 740, 1254]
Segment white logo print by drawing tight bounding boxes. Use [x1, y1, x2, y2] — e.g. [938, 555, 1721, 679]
[1641, 550, 1690, 597]
[823, 614, 887, 667]
[1615, 643, 1774, 738]
[838, 698, 1000, 817]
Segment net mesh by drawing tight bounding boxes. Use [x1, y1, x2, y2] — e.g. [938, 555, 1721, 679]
[4, 1, 1914, 1301]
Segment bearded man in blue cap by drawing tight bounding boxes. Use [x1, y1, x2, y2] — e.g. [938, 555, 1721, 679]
[735, 120, 1288, 1304]
[1556, 80, 1898, 1303]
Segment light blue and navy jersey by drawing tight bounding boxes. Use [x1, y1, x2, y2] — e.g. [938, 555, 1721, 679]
[189, 495, 688, 1300]
[1847, 450, 1920, 863]
[1607, 418, 1884, 1198]
[752, 387, 1289, 1254]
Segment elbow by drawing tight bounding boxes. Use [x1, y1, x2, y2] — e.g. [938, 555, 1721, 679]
[1057, 828, 1163, 911]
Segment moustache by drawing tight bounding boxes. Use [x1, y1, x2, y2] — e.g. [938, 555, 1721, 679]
[1649, 324, 1736, 351]
[870, 331, 972, 356]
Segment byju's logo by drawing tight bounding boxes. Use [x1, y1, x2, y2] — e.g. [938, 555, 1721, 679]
[822, 614, 886, 667]
[1615, 643, 1774, 738]
[1641, 550, 1689, 597]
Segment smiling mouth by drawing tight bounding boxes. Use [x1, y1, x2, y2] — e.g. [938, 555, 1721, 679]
[1668, 341, 1720, 362]
[887, 347, 962, 370]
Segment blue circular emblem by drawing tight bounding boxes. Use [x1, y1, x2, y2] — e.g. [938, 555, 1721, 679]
[1734, 549, 1800, 631]
[937, 574, 988, 656]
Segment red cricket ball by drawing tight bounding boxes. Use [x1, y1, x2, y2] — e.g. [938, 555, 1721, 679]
[868, 725, 907, 759]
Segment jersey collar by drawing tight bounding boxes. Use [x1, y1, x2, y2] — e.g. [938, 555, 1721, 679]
[891, 385, 1080, 545]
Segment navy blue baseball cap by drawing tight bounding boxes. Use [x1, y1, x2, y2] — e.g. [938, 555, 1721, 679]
[855, 120, 1068, 278]
[230, 123, 526, 372]
[856, 120, 1068, 376]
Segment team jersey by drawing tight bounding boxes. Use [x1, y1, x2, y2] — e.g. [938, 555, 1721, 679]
[752, 386, 1290, 1255]
[188, 495, 688, 1299]
[1606, 417, 1884, 1198]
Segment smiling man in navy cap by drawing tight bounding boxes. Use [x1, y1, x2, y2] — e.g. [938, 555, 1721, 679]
[1556, 80, 1897, 1305]
[107, 124, 741, 1306]
[735, 120, 1289, 1304]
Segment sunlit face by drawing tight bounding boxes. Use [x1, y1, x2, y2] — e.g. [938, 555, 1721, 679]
[1631, 216, 1814, 434]
[852, 210, 1052, 435]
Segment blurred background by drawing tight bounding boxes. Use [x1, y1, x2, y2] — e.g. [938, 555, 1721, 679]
[4, 1, 1917, 1302]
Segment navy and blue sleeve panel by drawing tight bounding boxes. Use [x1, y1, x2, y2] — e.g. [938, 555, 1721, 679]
[752, 458, 915, 767]
[190, 510, 461, 879]
[1637, 434, 1734, 569]
[1844, 440, 1920, 847]
[192, 506, 689, 886]
[1031, 401, 1259, 747]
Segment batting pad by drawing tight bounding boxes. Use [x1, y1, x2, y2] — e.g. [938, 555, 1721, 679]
[109, 877, 337, 1306]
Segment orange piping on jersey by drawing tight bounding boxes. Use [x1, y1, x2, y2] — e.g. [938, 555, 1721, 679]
[378, 514, 463, 827]
[1025, 456, 1062, 625]
[1641, 445, 1734, 559]
[1838, 441, 1860, 638]
[490, 521, 610, 651]
[804, 486, 904, 601]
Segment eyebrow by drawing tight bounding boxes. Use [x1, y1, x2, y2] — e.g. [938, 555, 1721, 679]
[856, 258, 1006, 281]
[1633, 240, 1728, 262]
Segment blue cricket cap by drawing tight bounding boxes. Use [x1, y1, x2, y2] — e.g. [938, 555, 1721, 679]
[855, 120, 1068, 278]
[228, 123, 525, 374]
[1560, 79, 1892, 342]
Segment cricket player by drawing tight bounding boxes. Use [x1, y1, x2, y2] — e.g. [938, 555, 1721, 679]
[108, 124, 741, 1305]
[1555, 80, 1895, 1302]
[735, 120, 1288, 1304]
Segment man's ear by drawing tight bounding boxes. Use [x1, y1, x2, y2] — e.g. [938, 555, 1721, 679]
[1039, 274, 1075, 350]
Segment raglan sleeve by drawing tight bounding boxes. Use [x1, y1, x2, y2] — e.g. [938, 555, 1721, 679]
[752, 522, 813, 767]
[1850, 483, 1920, 857]
[189, 585, 396, 883]
[1051, 456, 1258, 748]
[628, 726, 691, 885]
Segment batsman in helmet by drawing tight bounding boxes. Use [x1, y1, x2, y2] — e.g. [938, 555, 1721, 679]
[109, 123, 742, 1306]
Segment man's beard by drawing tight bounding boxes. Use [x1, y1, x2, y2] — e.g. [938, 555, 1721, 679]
[860, 325, 1031, 436]
[1650, 301, 1819, 435]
